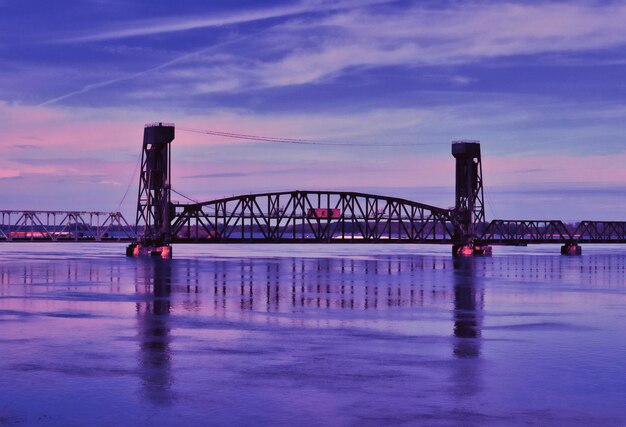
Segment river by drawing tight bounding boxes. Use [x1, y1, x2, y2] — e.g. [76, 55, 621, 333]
[1, 243, 625, 426]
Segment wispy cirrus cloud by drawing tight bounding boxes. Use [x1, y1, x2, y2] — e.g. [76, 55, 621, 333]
[205, 1, 626, 90]
[57, 0, 390, 43]
[320, 2, 626, 56]
[29, 1, 626, 110]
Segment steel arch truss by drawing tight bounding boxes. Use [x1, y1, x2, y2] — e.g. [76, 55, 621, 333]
[0, 211, 137, 242]
[170, 191, 456, 243]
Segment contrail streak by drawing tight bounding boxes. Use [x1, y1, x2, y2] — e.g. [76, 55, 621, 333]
[38, 32, 257, 106]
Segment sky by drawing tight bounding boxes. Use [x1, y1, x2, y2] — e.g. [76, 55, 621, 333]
[1, 0, 626, 221]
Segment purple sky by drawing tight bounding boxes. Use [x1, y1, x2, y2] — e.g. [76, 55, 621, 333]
[1, 1, 626, 221]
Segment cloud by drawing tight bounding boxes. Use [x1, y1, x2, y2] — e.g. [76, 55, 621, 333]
[11, 144, 39, 149]
[183, 167, 316, 180]
[0, 169, 21, 180]
[58, 0, 390, 43]
[508, 168, 549, 174]
[184, 172, 248, 179]
[150, 1, 626, 95]
[37, 2, 626, 105]
[485, 154, 626, 186]
[38, 46, 217, 106]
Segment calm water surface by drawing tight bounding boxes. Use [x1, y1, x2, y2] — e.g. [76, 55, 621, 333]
[1, 243, 626, 426]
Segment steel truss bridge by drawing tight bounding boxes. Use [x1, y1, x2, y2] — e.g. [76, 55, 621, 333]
[0, 210, 136, 242]
[3, 207, 625, 248]
[481, 220, 626, 246]
[170, 191, 454, 243]
[1, 122, 625, 254]
[170, 197, 626, 246]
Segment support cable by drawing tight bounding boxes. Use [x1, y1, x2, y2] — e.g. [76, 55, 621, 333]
[177, 127, 442, 146]
[117, 151, 142, 212]
[486, 197, 498, 223]
[171, 188, 200, 204]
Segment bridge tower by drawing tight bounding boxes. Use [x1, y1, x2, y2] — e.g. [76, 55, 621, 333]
[127, 123, 175, 258]
[451, 141, 490, 256]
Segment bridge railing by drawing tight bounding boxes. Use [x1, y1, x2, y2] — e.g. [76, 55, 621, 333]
[0, 210, 137, 242]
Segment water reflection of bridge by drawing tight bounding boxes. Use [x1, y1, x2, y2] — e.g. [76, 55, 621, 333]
[3, 254, 624, 305]
[132, 257, 465, 313]
[132, 256, 487, 404]
[3, 254, 626, 405]
[136, 260, 173, 405]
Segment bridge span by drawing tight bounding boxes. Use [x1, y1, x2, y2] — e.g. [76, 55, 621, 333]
[2, 122, 625, 256]
[0, 210, 136, 242]
[169, 190, 455, 244]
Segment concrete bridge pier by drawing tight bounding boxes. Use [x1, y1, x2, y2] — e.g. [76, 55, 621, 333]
[561, 243, 582, 256]
[126, 242, 172, 258]
[452, 244, 493, 257]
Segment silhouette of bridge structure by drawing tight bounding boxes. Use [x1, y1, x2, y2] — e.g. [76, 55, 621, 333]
[2, 122, 625, 256]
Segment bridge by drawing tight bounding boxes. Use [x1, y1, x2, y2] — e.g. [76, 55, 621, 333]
[2, 122, 625, 256]
[0, 210, 136, 242]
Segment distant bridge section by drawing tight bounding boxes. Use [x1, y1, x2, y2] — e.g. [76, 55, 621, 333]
[0, 210, 137, 242]
[480, 220, 626, 245]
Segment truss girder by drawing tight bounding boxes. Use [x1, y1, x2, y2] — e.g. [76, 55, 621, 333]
[170, 191, 455, 243]
[0, 211, 137, 242]
[480, 220, 626, 245]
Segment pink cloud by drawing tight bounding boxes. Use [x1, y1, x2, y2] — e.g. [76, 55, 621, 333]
[0, 169, 20, 179]
[485, 154, 626, 186]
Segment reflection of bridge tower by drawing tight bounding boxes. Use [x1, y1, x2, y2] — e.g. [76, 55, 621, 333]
[451, 141, 490, 256]
[136, 260, 174, 405]
[129, 123, 175, 257]
[452, 258, 483, 359]
[449, 257, 484, 399]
